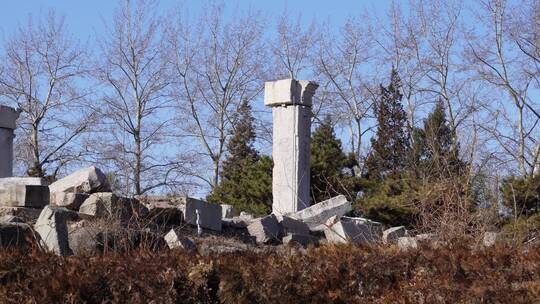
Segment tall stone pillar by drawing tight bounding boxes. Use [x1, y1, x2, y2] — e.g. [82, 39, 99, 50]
[0, 105, 19, 178]
[264, 79, 318, 215]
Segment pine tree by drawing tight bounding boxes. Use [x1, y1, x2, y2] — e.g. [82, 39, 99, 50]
[207, 100, 272, 215]
[310, 116, 360, 203]
[365, 68, 410, 180]
[412, 100, 465, 178]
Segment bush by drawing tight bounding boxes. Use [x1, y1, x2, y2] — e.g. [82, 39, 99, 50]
[1, 242, 540, 303]
[501, 174, 540, 216]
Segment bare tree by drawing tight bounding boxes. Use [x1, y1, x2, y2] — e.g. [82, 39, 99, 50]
[467, 0, 540, 177]
[168, 4, 267, 189]
[94, 0, 179, 195]
[0, 11, 91, 179]
[314, 17, 376, 164]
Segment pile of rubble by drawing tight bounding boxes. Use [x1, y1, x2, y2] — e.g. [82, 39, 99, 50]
[0, 166, 501, 256]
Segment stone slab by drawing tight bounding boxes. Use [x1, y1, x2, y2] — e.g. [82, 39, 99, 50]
[279, 215, 310, 236]
[324, 216, 384, 244]
[247, 214, 280, 244]
[49, 166, 110, 194]
[50, 192, 89, 210]
[164, 229, 197, 251]
[34, 206, 79, 255]
[180, 197, 222, 232]
[0, 177, 48, 187]
[383, 226, 408, 244]
[292, 195, 351, 231]
[264, 79, 318, 107]
[0, 184, 49, 207]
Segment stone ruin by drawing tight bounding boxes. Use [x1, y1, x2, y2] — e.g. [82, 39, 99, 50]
[0, 81, 474, 256]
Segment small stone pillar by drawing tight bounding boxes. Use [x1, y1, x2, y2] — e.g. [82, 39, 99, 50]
[264, 79, 318, 215]
[0, 105, 19, 178]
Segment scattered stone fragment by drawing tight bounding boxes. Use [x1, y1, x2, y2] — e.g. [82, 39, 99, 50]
[0, 207, 41, 223]
[34, 206, 79, 256]
[50, 192, 89, 210]
[247, 214, 281, 244]
[397, 236, 418, 250]
[180, 197, 222, 232]
[164, 229, 197, 251]
[240, 211, 254, 220]
[49, 166, 110, 194]
[0, 214, 24, 223]
[0, 184, 49, 207]
[282, 233, 318, 247]
[324, 216, 384, 244]
[383, 226, 408, 244]
[292, 195, 351, 231]
[0, 222, 34, 248]
[279, 215, 310, 236]
[221, 204, 236, 219]
[483, 231, 502, 247]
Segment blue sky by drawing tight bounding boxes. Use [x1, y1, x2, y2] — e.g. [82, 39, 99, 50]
[0, 0, 392, 41]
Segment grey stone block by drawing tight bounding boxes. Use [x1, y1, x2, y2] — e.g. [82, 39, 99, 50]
[247, 214, 280, 244]
[324, 216, 384, 244]
[181, 197, 222, 232]
[49, 166, 110, 194]
[50, 192, 89, 210]
[164, 229, 197, 251]
[34, 206, 79, 256]
[279, 215, 310, 236]
[221, 204, 236, 218]
[0, 184, 49, 207]
[292, 195, 351, 231]
[383, 226, 408, 244]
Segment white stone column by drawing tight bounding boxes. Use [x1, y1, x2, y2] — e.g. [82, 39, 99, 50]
[0, 105, 19, 178]
[264, 79, 318, 215]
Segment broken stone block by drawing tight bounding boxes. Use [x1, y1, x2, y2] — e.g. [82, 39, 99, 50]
[145, 201, 183, 226]
[180, 197, 222, 232]
[79, 192, 119, 217]
[50, 192, 89, 210]
[282, 233, 318, 247]
[0, 214, 24, 223]
[247, 214, 280, 244]
[240, 211, 254, 220]
[324, 216, 384, 244]
[483, 231, 502, 247]
[397, 236, 418, 250]
[221, 204, 236, 219]
[34, 206, 79, 256]
[279, 215, 310, 236]
[0, 222, 34, 248]
[0, 207, 42, 223]
[383, 226, 408, 244]
[164, 229, 197, 251]
[0, 177, 48, 187]
[0, 184, 49, 207]
[49, 166, 110, 194]
[67, 221, 101, 255]
[292, 195, 352, 231]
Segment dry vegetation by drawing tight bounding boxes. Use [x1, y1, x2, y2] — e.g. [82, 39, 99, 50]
[1, 241, 539, 303]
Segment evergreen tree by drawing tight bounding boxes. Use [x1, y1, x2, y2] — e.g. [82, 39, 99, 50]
[412, 100, 465, 178]
[310, 116, 360, 203]
[207, 100, 272, 215]
[365, 68, 410, 180]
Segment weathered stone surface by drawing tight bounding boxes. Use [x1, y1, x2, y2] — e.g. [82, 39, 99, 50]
[0, 207, 41, 223]
[383, 226, 408, 244]
[0, 105, 19, 178]
[247, 214, 281, 244]
[0, 177, 48, 187]
[279, 215, 310, 236]
[292, 195, 352, 231]
[34, 206, 79, 256]
[180, 197, 222, 232]
[264, 79, 319, 107]
[483, 231, 502, 247]
[49, 166, 110, 194]
[0, 184, 49, 207]
[164, 229, 197, 251]
[240, 211, 254, 220]
[50, 192, 89, 210]
[397, 236, 418, 250]
[79, 193, 148, 221]
[324, 216, 384, 244]
[0, 222, 34, 248]
[67, 221, 101, 255]
[282, 233, 318, 247]
[0, 214, 24, 223]
[144, 201, 183, 226]
[221, 204, 236, 219]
